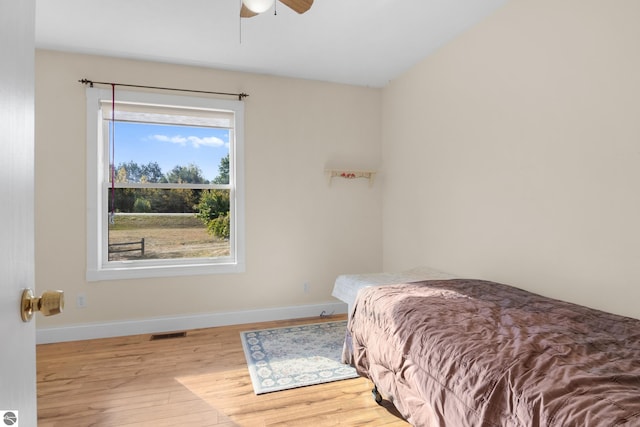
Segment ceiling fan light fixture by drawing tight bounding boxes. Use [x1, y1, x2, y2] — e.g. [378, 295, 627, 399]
[242, 0, 276, 14]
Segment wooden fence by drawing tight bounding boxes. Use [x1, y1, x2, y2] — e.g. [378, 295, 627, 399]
[108, 238, 145, 256]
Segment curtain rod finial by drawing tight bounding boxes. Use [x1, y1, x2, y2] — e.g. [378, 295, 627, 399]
[79, 78, 94, 87]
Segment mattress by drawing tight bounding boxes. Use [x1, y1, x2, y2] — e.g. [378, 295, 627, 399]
[331, 266, 458, 311]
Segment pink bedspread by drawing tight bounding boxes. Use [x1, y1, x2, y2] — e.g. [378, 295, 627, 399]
[348, 279, 640, 426]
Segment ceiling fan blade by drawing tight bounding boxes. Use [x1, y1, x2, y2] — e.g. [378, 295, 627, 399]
[240, 4, 259, 18]
[278, 0, 313, 14]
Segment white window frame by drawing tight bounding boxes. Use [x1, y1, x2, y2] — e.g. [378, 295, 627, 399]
[85, 87, 245, 281]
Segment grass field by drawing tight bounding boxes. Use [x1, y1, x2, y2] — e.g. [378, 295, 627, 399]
[108, 214, 230, 260]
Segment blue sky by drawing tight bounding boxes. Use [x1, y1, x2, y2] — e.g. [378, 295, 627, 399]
[113, 122, 229, 182]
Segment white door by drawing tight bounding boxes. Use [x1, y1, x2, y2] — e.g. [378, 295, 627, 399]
[0, 0, 37, 426]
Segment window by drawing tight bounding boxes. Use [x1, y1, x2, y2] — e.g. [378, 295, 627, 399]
[86, 88, 245, 280]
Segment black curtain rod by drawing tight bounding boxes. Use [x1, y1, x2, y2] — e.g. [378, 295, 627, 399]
[78, 78, 249, 100]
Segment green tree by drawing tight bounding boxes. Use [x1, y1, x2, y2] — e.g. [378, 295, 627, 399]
[133, 197, 152, 213]
[116, 161, 141, 182]
[157, 164, 206, 214]
[212, 154, 229, 184]
[110, 164, 136, 212]
[196, 155, 232, 238]
[141, 162, 165, 183]
[111, 161, 203, 213]
[116, 161, 163, 183]
[149, 188, 198, 214]
[166, 164, 207, 184]
[196, 190, 230, 239]
[210, 212, 230, 239]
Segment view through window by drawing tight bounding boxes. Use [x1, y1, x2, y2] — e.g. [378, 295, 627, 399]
[86, 88, 244, 280]
[107, 121, 231, 262]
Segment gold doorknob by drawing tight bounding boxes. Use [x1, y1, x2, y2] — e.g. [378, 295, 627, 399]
[21, 289, 64, 322]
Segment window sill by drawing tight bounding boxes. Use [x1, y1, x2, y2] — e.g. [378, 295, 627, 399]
[86, 261, 244, 281]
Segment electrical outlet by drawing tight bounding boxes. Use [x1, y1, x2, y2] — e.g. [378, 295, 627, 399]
[303, 282, 310, 293]
[76, 293, 87, 308]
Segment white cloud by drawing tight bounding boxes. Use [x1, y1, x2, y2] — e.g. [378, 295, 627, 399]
[150, 134, 225, 148]
[187, 135, 225, 148]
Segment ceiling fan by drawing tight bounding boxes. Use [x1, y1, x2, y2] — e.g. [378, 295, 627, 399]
[240, 0, 314, 17]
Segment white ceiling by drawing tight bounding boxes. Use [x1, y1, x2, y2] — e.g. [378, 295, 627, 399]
[35, 0, 507, 88]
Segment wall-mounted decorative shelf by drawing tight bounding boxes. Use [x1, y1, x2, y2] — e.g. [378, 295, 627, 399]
[325, 169, 376, 186]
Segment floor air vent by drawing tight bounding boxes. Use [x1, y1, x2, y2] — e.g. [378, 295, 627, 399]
[150, 331, 187, 341]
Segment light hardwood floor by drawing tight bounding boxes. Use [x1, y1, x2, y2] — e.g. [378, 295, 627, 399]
[37, 315, 409, 426]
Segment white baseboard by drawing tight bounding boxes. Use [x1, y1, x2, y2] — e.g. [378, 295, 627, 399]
[36, 301, 348, 344]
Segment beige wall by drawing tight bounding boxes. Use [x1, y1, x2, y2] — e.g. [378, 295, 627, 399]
[35, 50, 382, 328]
[36, 0, 640, 330]
[382, 0, 640, 319]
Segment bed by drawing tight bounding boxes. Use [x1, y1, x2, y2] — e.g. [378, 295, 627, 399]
[332, 270, 640, 426]
[332, 267, 459, 364]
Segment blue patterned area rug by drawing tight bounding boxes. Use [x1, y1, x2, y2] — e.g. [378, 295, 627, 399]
[240, 320, 358, 394]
